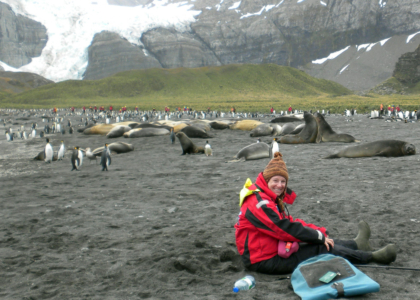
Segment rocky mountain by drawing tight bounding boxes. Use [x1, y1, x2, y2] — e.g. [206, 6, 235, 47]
[1, 0, 420, 91]
[393, 44, 420, 85]
[0, 71, 53, 94]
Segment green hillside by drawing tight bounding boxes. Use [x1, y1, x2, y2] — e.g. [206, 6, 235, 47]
[0, 64, 352, 110]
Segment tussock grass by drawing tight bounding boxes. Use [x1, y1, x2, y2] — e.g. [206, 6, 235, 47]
[0, 64, 418, 113]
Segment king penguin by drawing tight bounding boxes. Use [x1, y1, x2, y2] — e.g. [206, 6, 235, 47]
[270, 138, 279, 159]
[78, 146, 84, 167]
[44, 138, 53, 163]
[5, 130, 13, 141]
[170, 128, 175, 144]
[100, 144, 111, 171]
[57, 141, 65, 160]
[204, 140, 212, 156]
[71, 146, 81, 171]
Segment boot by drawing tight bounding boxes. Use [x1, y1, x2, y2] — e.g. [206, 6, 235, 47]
[354, 221, 372, 251]
[371, 244, 397, 264]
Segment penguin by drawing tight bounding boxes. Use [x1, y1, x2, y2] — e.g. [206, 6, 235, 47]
[170, 128, 175, 144]
[17, 129, 22, 139]
[5, 130, 13, 141]
[100, 144, 111, 171]
[23, 131, 28, 140]
[85, 147, 97, 164]
[40, 131, 44, 138]
[256, 138, 261, 143]
[69, 127, 73, 134]
[204, 140, 212, 156]
[270, 138, 279, 159]
[44, 138, 53, 163]
[57, 141, 65, 160]
[78, 147, 84, 167]
[31, 128, 37, 138]
[61, 126, 65, 134]
[71, 146, 81, 171]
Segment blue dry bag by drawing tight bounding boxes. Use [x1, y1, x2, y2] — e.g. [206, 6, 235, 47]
[291, 254, 380, 300]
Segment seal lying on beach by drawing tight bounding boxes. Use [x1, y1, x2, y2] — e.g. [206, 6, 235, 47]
[314, 112, 358, 143]
[324, 140, 416, 159]
[92, 142, 134, 156]
[123, 128, 170, 138]
[175, 132, 205, 155]
[229, 142, 270, 162]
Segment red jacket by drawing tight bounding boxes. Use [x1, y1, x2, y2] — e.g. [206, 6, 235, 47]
[235, 173, 327, 266]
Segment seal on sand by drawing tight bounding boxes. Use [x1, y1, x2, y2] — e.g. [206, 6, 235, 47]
[180, 126, 213, 138]
[279, 112, 318, 144]
[270, 116, 303, 123]
[250, 124, 274, 137]
[324, 140, 416, 159]
[229, 142, 270, 162]
[123, 128, 170, 138]
[314, 112, 357, 143]
[175, 132, 205, 155]
[229, 120, 263, 131]
[92, 142, 134, 156]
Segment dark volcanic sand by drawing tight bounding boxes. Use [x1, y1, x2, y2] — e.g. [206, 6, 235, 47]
[1, 111, 419, 299]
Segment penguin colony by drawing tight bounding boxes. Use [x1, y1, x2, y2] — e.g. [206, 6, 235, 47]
[1, 106, 418, 173]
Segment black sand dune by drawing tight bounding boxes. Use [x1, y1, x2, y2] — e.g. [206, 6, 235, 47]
[0, 112, 419, 299]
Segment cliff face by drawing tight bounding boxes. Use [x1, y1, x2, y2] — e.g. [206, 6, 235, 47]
[83, 31, 161, 81]
[0, 3, 48, 68]
[393, 44, 420, 84]
[82, 0, 420, 87]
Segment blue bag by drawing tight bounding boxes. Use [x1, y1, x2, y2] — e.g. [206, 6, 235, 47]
[291, 254, 380, 300]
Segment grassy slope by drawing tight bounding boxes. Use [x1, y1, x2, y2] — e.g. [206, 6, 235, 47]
[0, 64, 418, 112]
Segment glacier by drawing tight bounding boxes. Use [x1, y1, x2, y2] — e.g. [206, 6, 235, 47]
[0, 0, 201, 82]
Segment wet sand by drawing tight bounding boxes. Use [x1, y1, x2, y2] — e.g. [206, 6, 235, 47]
[0, 111, 419, 299]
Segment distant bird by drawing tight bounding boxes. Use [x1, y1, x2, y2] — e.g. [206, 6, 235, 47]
[270, 138, 279, 159]
[5, 130, 13, 141]
[44, 138, 53, 163]
[170, 128, 175, 144]
[205, 140, 212, 156]
[100, 144, 111, 171]
[57, 141, 65, 160]
[85, 147, 97, 164]
[71, 146, 81, 171]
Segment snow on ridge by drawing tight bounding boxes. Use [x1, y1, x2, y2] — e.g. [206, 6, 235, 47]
[240, 5, 277, 19]
[379, 0, 386, 8]
[276, 0, 284, 7]
[312, 46, 350, 64]
[1, 0, 201, 82]
[339, 64, 349, 74]
[297, 0, 305, 3]
[228, 1, 241, 10]
[407, 31, 420, 43]
[380, 37, 391, 46]
[320, 1, 327, 6]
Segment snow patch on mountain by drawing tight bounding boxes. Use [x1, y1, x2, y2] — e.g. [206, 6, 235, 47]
[0, 0, 201, 82]
[312, 46, 350, 64]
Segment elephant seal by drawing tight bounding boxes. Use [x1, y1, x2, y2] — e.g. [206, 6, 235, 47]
[288, 123, 305, 135]
[270, 116, 303, 123]
[123, 128, 170, 138]
[250, 124, 274, 137]
[279, 112, 318, 144]
[180, 126, 213, 138]
[279, 123, 300, 136]
[314, 112, 357, 143]
[106, 125, 132, 138]
[77, 123, 95, 133]
[133, 123, 172, 131]
[92, 142, 134, 156]
[175, 132, 204, 155]
[229, 142, 270, 162]
[229, 120, 263, 131]
[324, 140, 416, 159]
[210, 120, 231, 130]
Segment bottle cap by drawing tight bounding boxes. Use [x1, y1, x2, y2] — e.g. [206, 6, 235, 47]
[233, 287, 239, 293]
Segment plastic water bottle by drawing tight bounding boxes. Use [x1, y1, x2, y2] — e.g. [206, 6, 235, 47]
[233, 275, 255, 293]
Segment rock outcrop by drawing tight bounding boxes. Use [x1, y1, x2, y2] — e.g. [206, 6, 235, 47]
[0, 2, 48, 68]
[393, 44, 420, 84]
[0, 71, 53, 94]
[83, 31, 161, 80]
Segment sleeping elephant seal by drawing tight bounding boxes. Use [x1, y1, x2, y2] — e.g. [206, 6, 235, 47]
[279, 112, 318, 144]
[270, 116, 303, 123]
[180, 126, 213, 138]
[229, 142, 270, 162]
[314, 112, 357, 143]
[123, 127, 170, 138]
[250, 124, 274, 137]
[210, 120, 231, 130]
[92, 142, 134, 156]
[324, 140, 416, 159]
[229, 120, 263, 131]
[176, 132, 205, 155]
[106, 125, 132, 138]
[279, 123, 300, 136]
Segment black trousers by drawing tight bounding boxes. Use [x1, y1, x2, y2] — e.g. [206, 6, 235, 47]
[247, 240, 373, 275]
